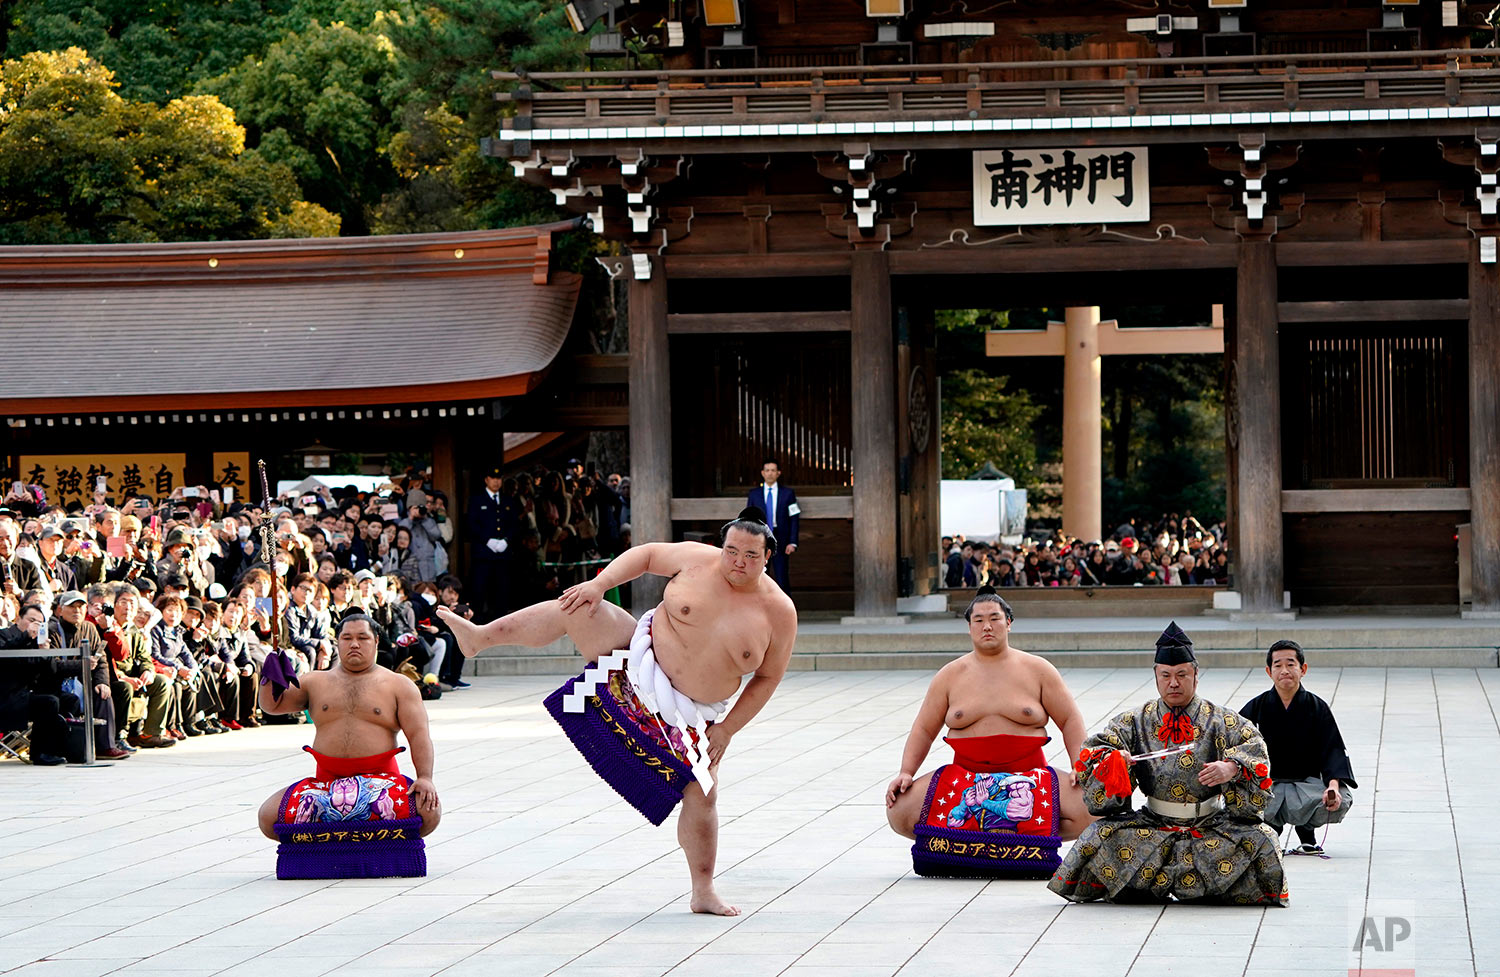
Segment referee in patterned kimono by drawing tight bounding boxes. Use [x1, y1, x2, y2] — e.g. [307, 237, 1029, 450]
[1239, 639, 1357, 856]
[1049, 622, 1287, 905]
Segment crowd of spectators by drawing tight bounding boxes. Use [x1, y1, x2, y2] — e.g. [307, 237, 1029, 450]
[942, 512, 1231, 589]
[467, 461, 630, 617]
[0, 457, 632, 766]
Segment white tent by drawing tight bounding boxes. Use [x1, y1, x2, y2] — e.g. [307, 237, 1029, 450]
[940, 478, 1017, 542]
[276, 474, 388, 498]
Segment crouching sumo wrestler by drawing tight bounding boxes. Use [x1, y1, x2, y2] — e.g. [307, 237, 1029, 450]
[886, 587, 1093, 879]
[255, 614, 441, 879]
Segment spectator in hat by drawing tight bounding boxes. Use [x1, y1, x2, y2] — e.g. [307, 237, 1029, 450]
[465, 465, 514, 621]
[156, 527, 209, 598]
[48, 590, 129, 758]
[35, 526, 77, 596]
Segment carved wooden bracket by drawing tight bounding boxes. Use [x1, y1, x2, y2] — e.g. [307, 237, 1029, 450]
[1437, 131, 1500, 234]
[1204, 137, 1302, 240]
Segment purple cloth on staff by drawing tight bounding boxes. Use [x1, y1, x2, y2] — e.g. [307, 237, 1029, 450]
[259, 649, 299, 700]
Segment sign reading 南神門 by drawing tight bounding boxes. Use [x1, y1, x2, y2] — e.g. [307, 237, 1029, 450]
[972, 147, 1150, 226]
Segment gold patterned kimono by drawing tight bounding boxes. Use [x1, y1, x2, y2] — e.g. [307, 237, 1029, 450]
[1048, 696, 1287, 906]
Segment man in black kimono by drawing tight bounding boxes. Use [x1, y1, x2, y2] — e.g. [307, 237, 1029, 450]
[1239, 639, 1357, 856]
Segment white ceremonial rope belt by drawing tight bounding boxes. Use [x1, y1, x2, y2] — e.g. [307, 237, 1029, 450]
[561, 609, 729, 791]
[1146, 795, 1225, 819]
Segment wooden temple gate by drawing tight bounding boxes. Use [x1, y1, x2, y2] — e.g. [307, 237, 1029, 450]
[492, 0, 1500, 618]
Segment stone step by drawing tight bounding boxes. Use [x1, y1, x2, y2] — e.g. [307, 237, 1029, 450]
[468, 643, 1499, 676]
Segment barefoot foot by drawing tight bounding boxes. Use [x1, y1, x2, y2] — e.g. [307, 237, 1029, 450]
[689, 890, 740, 916]
[435, 606, 486, 658]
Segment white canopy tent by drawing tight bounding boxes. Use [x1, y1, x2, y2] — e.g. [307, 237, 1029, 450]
[275, 474, 388, 498]
[940, 478, 1027, 543]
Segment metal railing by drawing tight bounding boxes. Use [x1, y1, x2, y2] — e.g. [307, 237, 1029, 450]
[0, 642, 111, 767]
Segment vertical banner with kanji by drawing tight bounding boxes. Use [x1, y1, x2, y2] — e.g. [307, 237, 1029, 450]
[211, 452, 251, 500]
[972, 146, 1149, 226]
[19, 454, 187, 507]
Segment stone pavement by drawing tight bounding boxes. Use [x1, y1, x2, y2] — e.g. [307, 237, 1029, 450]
[1, 665, 1494, 977]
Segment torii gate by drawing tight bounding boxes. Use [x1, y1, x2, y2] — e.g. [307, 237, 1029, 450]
[986, 307, 1225, 541]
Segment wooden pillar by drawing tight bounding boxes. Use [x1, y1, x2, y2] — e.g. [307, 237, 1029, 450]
[850, 251, 898, 619]
[1062, 306, 1103, 542]
[1469, 240, 1500, 613]
[629, 258, 671, 613]
[898, 306, 941, 596]
[1233, 242, 1284, 614]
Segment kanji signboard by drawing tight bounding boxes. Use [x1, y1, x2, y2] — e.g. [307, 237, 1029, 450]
[972, 146, 1149, 226]
[19, 454, 187, 507]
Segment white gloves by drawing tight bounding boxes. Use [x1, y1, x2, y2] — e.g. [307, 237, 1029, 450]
[486, 538, 508, 554]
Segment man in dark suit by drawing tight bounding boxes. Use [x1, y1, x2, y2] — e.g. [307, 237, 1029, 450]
[465, 466, 514, 621]
[747, 458, 799, 592]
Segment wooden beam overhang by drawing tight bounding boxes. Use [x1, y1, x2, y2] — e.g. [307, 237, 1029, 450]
[667, 311, 851, 333]
[0, 374, 542, 416]
[670, 496, 853, 520]
[1282, 488, 1472, 513]
[659, 241, 1474, 283]
[1278, 299, 1471, 322]
[492, 51, 1500, 152]
[889, 245, 1241, 275]
[986, 321, 1224, 358]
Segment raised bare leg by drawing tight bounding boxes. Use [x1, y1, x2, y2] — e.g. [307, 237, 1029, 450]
[679, 780, 738, 915]
[885, 771, 936, 840]
[437, 599, 638, 663]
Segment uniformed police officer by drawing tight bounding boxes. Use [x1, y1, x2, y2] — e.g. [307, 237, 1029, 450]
[465, 466, 514, 621]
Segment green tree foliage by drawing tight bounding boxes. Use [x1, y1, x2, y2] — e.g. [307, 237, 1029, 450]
[934, 307, 1055, 334]
[1101, 355, 1225, 524]
[0, 48, 338, 242]
[0, 0, 588, 243]
[376, 0, 584, 233]
[939, 368, 1044, 484]
[198, 15, 405, 235]
[2, 0, 404, 102]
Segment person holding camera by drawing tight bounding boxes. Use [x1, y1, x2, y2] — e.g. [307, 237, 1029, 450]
[156, 527, 210, 598]
[0, 605, 72, 764]
[0, 522, 42, 599]
[396, 493, 442, 582]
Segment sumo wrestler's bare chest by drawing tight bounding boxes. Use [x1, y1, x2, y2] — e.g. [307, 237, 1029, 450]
[945, 670, 1046, 731]
[313, 674, 398, 729]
